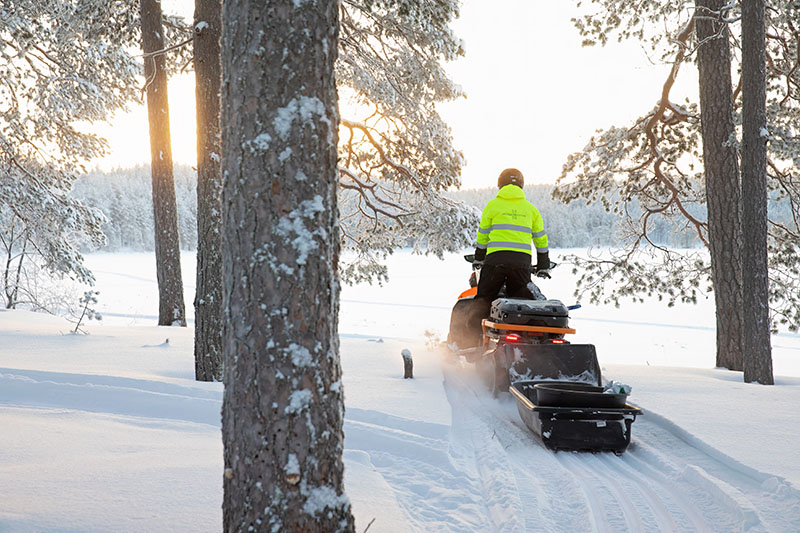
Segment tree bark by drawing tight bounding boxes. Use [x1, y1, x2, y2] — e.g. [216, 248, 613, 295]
[193, 0, 223, 381]
[221, 0, 354, 530]
[694, 0, 744, 371]
[140, 0, 186, 327]
[741, 0, 773, 384]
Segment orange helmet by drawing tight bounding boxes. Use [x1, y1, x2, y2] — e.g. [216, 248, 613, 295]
[498, 168, 524, 188]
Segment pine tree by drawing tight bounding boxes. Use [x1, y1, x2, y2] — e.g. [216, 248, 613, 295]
[0, 0, 140, 300]
[336, 0, 474, 282]
[741, 0, 773, 384]
[557, 2, 800, 342]
[140, 0, 187, 327]
[192, 0, 223, 381]
[221, 0, 354, 529]
[190, 0, 469, 381]
[696, 0, 744, 371]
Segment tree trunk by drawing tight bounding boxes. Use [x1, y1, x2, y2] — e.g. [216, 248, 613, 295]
[694, 0, 744, 371]
[220, 0, 354, 530]
[741, 0, 773, 384]
[193, 0, 223, 381]
[140, 0, 186, 327]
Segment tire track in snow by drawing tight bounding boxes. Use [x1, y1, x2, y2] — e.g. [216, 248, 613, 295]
[443, 380, 590, 533]
[493, 420, 595, 532]
[443, 358, 595, 531]
[619, 440, 722, 532]
[344, 409, 494, 532]
[555, 452, 643, 532]
[442, 364, 527, 531]
[440, 351, 800, 532]
[629, 417, 800, 532]
[594, 449, 709, 532]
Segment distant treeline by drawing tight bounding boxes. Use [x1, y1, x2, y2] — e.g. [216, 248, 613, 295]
[73, 165, 198, 251]
[73, 168, 792, 252]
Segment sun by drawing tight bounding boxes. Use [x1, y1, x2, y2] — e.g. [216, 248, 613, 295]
[95, 79, 386, 174]
[92, 73, 198, 172]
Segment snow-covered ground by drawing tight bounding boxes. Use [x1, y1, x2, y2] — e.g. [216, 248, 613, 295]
[1, 250, 800, 532]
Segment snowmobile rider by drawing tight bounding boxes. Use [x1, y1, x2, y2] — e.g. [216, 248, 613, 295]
[473, 168, 550, 302]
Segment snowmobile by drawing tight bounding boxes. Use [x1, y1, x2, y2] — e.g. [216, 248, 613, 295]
[447, 255, 642, 453]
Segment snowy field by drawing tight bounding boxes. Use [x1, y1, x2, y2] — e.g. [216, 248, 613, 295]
[1, 249, 800, 532]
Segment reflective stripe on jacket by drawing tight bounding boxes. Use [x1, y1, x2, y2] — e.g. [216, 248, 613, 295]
[475, 184, 548, 256]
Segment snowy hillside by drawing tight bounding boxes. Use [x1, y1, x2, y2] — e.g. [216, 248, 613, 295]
[1, 250, 800, 531]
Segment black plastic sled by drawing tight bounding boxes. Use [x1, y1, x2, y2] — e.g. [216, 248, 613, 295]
[510, 380, 642, 454]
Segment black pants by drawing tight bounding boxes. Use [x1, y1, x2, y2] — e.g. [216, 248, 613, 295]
[476, 263, 534, 301]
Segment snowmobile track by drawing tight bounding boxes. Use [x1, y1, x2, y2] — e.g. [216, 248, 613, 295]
[441, 352, 800, 532]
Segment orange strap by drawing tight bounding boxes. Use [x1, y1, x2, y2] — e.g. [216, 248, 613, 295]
[481, 319, 576, 335]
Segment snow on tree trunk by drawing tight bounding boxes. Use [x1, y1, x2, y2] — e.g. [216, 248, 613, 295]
[220, 0, 354, 530]
[741, 0, 773, 385]
[140, 0, 186, 327]
[193, 0, 223, 381]
[695, 0, 745, 372]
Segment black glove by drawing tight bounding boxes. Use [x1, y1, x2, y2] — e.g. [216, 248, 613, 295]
[536, 251, 549, 269]
[535, 250, 550, 278]
[474, 247, 486, 262]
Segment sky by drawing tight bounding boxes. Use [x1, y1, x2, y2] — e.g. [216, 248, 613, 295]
[94, 1, 699, 189]
[437, 0, 697, 189]
[2, 249, 799, 531]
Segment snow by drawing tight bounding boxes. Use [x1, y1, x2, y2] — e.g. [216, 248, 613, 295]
[276, 196, 327, 266]
[605, 380, 631, 394]
[2, 249, 800, 531]
[302, 484, 349, 517]
[246, 132, 272, 152]
[272, 96, 330, 140]
[285, 454, 300, 477]
[285, 389, 312, 415]
[289, 343, 313, 367]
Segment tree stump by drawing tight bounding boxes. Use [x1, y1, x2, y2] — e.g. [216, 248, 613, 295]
[401, 349, 413, 379]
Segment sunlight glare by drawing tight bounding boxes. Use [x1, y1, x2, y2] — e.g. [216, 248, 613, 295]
[92, 73, 197, 172]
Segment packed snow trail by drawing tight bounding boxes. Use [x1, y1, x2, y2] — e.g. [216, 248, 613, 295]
[438, 353, 800, 533]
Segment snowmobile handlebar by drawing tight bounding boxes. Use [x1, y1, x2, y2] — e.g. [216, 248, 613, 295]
[463, 254, 557, 274]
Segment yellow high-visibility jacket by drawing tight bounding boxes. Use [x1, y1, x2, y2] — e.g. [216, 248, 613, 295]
[475, 185, 548, 256]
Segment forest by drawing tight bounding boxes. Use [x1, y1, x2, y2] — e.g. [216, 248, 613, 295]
[72, 165, 630, 251]
[70, 165, 800, 252]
